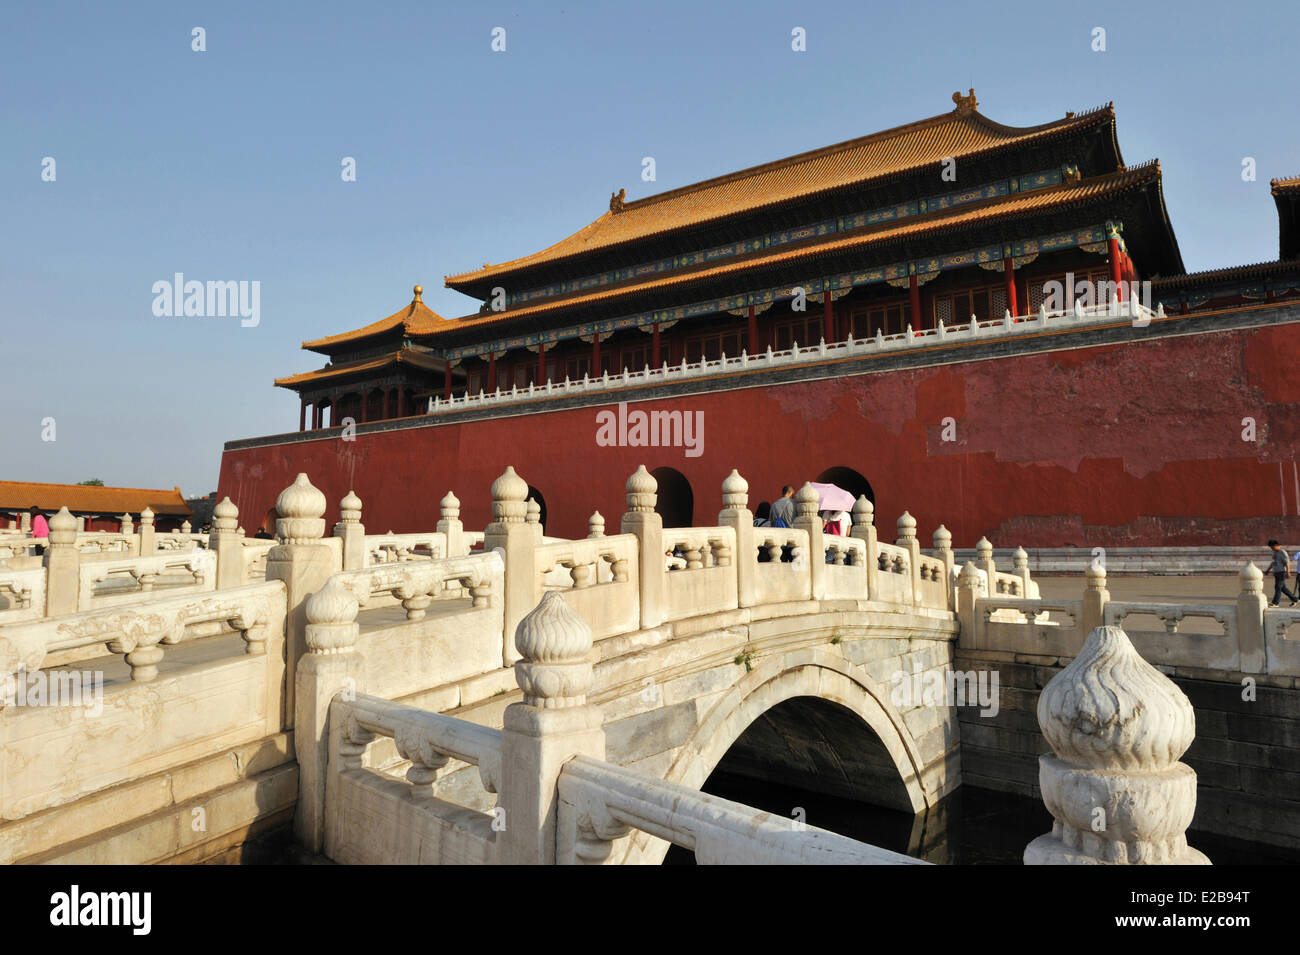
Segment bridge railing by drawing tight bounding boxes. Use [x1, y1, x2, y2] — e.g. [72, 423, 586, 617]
[0, 566, 46, 625]
[536, 535, 639, 639]
[76, 550, 215, 611]
[365, 532, 447, 564]
[0, 580, 287, 838]
[959, 560, 1300, 676]
[303, 583, 920, 865]
[821, 536, 867, 600]
[660, 525, 740, 619]
[555, 754, 922, 865]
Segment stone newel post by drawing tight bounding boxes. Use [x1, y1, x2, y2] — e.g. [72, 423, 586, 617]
[19, 511, 30, 534]
[717, 470, 757, 606]
[334, 491, 366, 571]
[500, 592, 606, 865]
[181, 520, 191, 534]
[1025, 625, 1209, 865]
[849, 496, 878, 598]
[587, 511, 605, 539]
[1080, 560, 1110, 638]
[210, 497, 244, 591]
[139, 507, 156, 556]
[955, 561, 984, 648]
[1236, 562, 1266, 673]
[791, 482, 822, 600]
[1013, 545, 1031, 596]
[295, 577, 362, 853]
[120, 513, 136, 554]
[896, 511, 920, 606]
[975, 536, 996, 586]
[44, 507, 80, 617]
[438, 491, 464, 556]
[933, 525, 955, 607]
[621, 466, 664, 630]
[266, 473, 341, 727]
[526, 498, 542, 544]
[483, 466, 536, 665]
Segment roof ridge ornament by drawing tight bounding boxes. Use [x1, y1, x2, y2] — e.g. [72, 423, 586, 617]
[610, 188, 627, 213]
[952, 88, 978, 114]
[412, 284, 423, 303]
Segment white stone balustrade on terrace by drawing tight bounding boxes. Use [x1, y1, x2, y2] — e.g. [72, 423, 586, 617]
[76, 550, 215, 611]
[1, 462, 1239, 866]
[0, 581, 286, 827]
[959, 560, 1300, 676]
[428, 299, 1162, 414]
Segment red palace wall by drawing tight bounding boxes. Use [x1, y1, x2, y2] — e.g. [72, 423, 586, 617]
[219, 322, 1300, 549]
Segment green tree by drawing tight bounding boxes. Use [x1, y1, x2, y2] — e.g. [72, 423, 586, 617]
[77, 478, 105, 486]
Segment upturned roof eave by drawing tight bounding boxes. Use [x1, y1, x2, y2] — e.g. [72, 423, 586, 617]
[444, 105, 1116, 294]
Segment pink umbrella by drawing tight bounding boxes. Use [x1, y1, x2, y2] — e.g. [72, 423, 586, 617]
[809, 482, 856, 512]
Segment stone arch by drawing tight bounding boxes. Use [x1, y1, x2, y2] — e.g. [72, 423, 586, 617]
[625, 651, 929, 864]
[650, 466, 693, 528]
[816, 466, 874, 505]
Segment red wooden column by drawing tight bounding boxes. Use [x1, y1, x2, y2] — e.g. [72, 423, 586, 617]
[361, 389, 370, 423]
[536, 342, 546, 383]
[747, 305, 759, 353]
[299, 399, 306, 432]
[1107, 224, 1125, 303]
[312, 401, 321, 430]
[591, 332, 601, 377]
[397, 386, 406, 418]
[652, 322, 661, 366]
[822, 289, 834, 343]
[1004, 258, 1019, 317]
[487, 351, 497, 391]
[908, 275, 921, 332]
[444, 361, 452, 401]
[382, 388, 390, 419]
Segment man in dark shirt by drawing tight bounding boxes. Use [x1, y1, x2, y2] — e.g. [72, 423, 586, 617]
[770, 486, 796, 528]
[1267, 540, 1297, 606]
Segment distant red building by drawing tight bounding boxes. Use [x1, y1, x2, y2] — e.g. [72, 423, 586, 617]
[220, 93, 1300, 546]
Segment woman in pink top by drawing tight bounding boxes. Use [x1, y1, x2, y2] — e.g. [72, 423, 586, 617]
[29, 506, 48, 538]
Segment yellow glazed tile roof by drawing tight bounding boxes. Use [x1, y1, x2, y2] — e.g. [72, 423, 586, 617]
[420, 162, 1158, 336]
[303, 286, 448, 351]
[446, 99, 1113, 286]
[275, 349, 444, 388]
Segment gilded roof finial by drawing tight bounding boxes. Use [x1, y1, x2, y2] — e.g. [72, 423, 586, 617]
[610, 188, 627, 213]
[952, 88, 978, 114]
[413, 285, 423, 302]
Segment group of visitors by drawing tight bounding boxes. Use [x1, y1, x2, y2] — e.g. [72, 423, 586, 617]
[1267, 540, 1300, 606]
[753, 486, 850, 535]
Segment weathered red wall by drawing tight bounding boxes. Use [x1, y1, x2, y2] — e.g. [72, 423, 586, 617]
[219, 323, 1300, 548]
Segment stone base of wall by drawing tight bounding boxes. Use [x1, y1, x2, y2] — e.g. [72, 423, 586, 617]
[5, 735, 298, 865]
[954, 648, 1300, 852]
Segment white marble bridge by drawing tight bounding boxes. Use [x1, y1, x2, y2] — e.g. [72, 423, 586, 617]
[1, 466, 1294, 864]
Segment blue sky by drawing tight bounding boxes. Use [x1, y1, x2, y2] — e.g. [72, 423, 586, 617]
[2, 0, 1296, 496]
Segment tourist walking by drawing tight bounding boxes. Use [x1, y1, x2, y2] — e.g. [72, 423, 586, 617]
[753, 502, 772, 527]
[770, 486, 795, 528]
[28, 506, 49, 556]
[28, 506, 48, 539]
[1267, 540, 1297, 606]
